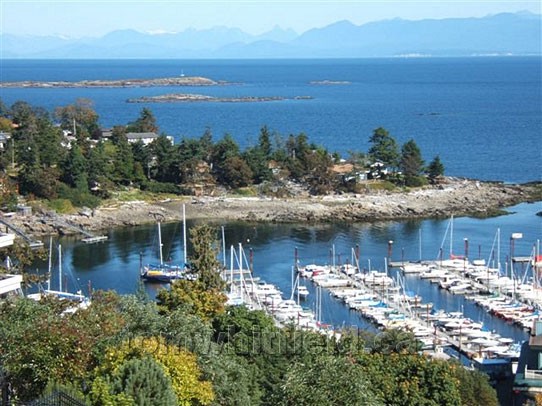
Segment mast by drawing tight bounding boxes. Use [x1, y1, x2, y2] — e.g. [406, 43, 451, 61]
[497, 228, 501, 275]
[182, 204, 187, 265]
[58, 244, 62, 292]
[450, 215, 454, 257]
[222, 226, 226, 268]
[158, 222, 163, 265]
[47, 236, 52, 291]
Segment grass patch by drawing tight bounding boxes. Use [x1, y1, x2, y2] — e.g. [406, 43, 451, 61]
[365, 180, 397, 192]
[232, 187, 257, 197]
[46, 198, 76, 214]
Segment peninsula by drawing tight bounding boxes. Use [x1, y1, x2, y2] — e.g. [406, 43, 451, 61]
[6, 178, 541, 238]
[126, 94, 313, 103]
[0, 76, 227, 88]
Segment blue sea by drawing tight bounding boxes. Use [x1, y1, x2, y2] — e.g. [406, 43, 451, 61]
[2, 58, 541, 343]
[1, 57, 540, 183]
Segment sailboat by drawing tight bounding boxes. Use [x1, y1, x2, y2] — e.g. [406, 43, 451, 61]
[140, 206, 190, 283]
[28, 239, 90, 309]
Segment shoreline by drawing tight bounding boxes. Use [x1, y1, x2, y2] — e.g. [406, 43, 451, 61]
[0, 76, 227, 88]
[5, 178, 540, 240]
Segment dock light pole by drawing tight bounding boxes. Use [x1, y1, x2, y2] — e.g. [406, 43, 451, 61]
[388, 240, 394, 261]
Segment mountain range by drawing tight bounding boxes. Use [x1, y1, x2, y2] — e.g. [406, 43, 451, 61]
[1, 12, 540, 58]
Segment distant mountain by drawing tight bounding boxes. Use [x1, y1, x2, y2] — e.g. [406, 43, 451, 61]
[1, 12, 539, 58]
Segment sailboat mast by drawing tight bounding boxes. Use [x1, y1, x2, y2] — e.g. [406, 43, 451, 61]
[222, 226, 226, 268]
[182, 204, 187, 265]
[450, 215, 454, 257]
[58, 244, 62, 292]
[497, 228, 501, 275]
[158, 222, 163, 265]
[47, 237, 52, 291]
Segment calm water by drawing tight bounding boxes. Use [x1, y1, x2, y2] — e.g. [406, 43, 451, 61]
[30, 201, 542, 343]
[1, 58, 541, 183]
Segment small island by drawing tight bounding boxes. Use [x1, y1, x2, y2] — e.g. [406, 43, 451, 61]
[126, 94, 314, 103]
[310, 80, 351, 85]
[0, 76, 227, 88]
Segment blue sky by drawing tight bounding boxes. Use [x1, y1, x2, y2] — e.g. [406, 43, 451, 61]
[1, 1, 540, 37]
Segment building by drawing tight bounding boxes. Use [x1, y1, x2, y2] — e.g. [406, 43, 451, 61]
[512, 320, 542, 404]
[126, 132, 174, 145]
[0, 274, 23, 299]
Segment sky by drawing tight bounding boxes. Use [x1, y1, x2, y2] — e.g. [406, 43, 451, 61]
[1, 0, 540, 38]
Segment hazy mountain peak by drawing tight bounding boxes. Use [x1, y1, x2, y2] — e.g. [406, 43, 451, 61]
[2, 12, 539, 59]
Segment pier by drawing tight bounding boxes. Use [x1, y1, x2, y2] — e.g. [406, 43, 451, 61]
[46, 214, 108, 244]
[0, 217, 43, 249]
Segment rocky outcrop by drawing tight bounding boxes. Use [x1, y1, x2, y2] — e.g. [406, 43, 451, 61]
[0, 76, 226, 88]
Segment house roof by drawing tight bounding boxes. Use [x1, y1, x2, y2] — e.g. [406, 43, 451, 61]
[126, 132, 159, 140]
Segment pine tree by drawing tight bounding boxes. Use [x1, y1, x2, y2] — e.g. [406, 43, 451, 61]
[368, 127, 400, 167]
[112, 357, 177, 405]
[400, 139, 425, 186]
[427, 155, 445, 184]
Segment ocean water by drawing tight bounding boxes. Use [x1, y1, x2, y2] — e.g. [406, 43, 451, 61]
[1, 57, 540, 183]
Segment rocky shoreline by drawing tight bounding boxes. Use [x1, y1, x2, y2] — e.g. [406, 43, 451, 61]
[4, 178, 540, 240]
[0, 76, 227, 88]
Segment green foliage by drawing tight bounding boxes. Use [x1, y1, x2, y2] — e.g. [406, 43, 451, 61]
[367, 328, 422, 355]
[188, 224, 226, 291]
[452, 363, 498, 406]
[47, 198, 76, 213]
[400, 139, 425, 186]
[140, 181, 182, 194]
[279, 355, 382, 406]
[54, 98, 100, 142]
[111, 356, 178, 405]
[61, 144, 88, 190]
[358, 353, 462, 406]
[126, 107, 159, 133]
[57, 183, 101, 209]
[220, 156, 254, 188]
[157, 280, 226, 321]
[368, 127, 400, 167]
[427, 155, 445, 183]
[98, 336, 215, 405]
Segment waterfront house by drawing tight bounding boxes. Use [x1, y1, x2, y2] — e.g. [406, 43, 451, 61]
[512, 320, 542, 404]
[126, 132, 174, 145]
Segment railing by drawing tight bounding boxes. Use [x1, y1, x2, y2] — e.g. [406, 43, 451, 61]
[524, 368, 542, 380]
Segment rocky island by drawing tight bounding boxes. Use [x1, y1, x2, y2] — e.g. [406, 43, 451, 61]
[310, 80, 351, 85]
[126, 94, 313, 103]
[0, 76, 227, 88]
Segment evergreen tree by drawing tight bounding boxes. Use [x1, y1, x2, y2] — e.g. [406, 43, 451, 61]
[427, 155, 445, 183]
[149, 135, 176, 183]
[258, 126, 273, 158]
[188, 224, 225, 291]
[112, 357, 177, 405]
[127, 107, 159, 133]
[400, 138, 425, 186]
[61, 144, 88, 191]
[368, 127, 400, 167]
[113, 133, 135, 185]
